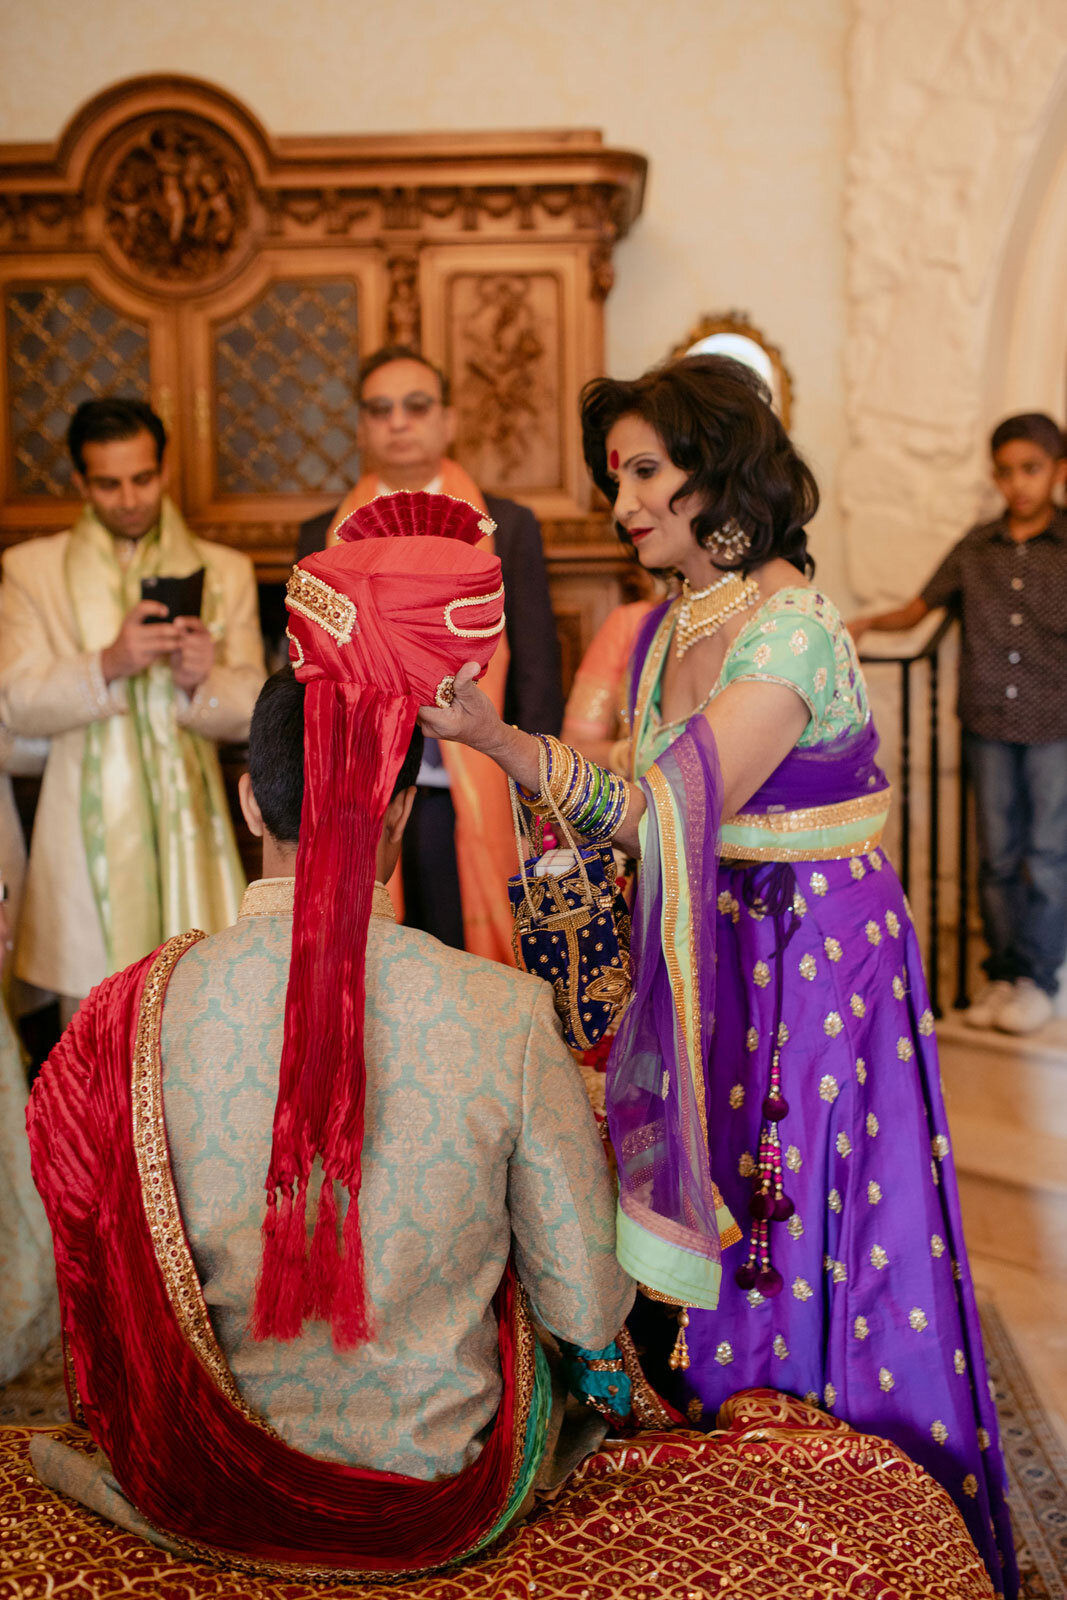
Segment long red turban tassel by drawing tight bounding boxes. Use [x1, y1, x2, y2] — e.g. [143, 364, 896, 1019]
[252, 681, 415, 1347]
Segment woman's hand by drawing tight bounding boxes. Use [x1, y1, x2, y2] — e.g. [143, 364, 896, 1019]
[417, 661, 502, 752]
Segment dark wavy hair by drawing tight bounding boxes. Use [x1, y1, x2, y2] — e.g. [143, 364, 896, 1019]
[580, 354, 818, 577]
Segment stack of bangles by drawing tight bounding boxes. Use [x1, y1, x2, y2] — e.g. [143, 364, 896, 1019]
[517, 734, 629, 845]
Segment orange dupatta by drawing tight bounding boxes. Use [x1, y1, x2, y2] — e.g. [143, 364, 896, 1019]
[329, 463, 516, 964]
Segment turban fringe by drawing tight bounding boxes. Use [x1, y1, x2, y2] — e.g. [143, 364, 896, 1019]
[251, 493, 504, 1348]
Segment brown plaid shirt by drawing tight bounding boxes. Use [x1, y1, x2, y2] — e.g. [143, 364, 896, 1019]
[921, 509, 1067, 743]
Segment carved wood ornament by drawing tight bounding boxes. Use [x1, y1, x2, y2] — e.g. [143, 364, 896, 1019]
[0, 73, 646, 679]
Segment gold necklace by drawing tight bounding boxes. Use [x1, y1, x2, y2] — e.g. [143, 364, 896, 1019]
[674, 571, 760, 660]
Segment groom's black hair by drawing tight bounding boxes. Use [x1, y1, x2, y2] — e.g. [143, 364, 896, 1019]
[248, 665, 424, 844]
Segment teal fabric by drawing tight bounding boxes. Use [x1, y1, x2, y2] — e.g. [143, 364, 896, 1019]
[159, 901, 634, 1480]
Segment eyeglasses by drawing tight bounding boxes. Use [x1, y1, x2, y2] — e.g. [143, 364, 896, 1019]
[361, 392, 441, 420]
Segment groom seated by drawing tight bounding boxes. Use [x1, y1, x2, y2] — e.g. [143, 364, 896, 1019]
[21, 496, 996, 1596]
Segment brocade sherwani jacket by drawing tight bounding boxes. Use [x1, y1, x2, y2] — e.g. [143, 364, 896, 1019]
[0, 518, 264, 998]
[153, 879, 633, 1482]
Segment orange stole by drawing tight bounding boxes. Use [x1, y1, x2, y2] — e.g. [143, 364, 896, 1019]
[330, 464, 517, 965]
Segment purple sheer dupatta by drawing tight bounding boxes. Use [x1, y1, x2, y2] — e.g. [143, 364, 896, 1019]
[606, 716, 738, 1309]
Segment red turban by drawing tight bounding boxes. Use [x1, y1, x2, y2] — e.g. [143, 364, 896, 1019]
[252, 492, 505, 1347]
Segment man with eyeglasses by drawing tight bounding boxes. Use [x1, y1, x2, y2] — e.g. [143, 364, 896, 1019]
[298, 346, 563, 963]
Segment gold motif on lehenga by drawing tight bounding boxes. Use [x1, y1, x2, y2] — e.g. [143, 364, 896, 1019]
[850, 993, 866, 1018]
[715, 1341, 734, 1366]
[836, 1133, 852, 1157]
[879, 1368, 894, 1392]
[963, 1474, 979, 1497]
[897, 1037, 914, 1061]
[856, 1058, 867, 1084]
[793, 890, 807, 916]
[867, 1181, 882, 1205]
[799, 952, 817, 981]
[850, 857, 866, 879]
[977, 1427, 990, 1450]
[728, 1083, 745, 1109]
[823, 1382, 836, 1408]
[787, 1214, 804, 1239]
[870, 1245, 888, 1270]
[931, 1421, 948, 1445]
[753, 960, 771, 988]
[854, 1317, 869, 1341]
[866, 920, 882, 945]
[866, 1113, 879, 1137]
[746, 1026, 759, 1052]
[819, 1074, 839, 1103]
[885, 910, 901, 937]
[909, 1308, 929, 1332]
[824, 936, 842, 962]
[954, 1349, 966, 1375]
[931, 1234, 946, 1257]
[785, 1145, 802, 1172]
[828, 1188, 842, 1213]
[792, 1278, 813, 1301]
[810, 871, 828, 896]
[746, 1287, 765, 1308]
[687, 1397, 704, 1422]
[773, 1334, 789, 1359]
[777, 1021, 790, 1045]
[738, 1150, 757, 1177]
[932, 1134, 950, 1160]
[832, 1261, 847, 1284]
[919, 1009, 935, 1035]
[824, 1012, 843, 1037]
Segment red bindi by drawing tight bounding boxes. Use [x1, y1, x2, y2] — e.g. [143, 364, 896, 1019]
[609, 449, 619, 470]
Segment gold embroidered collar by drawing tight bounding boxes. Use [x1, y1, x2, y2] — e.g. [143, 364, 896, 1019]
[239, 877, 395, 921]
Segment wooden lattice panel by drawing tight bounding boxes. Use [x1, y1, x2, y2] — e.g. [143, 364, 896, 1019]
[212, 280, 361, 496]
[5, 282, 150, 496]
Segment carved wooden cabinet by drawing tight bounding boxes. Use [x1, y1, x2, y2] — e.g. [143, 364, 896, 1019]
[0, 76, 647, 681]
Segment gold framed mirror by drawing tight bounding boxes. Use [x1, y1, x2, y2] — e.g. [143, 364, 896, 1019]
[673, 311, 793, 429]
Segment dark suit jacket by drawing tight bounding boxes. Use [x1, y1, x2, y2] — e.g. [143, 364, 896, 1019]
[297, 492, 563, 735]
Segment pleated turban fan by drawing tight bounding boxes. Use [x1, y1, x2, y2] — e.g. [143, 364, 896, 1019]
[252, 492, 505, 1347]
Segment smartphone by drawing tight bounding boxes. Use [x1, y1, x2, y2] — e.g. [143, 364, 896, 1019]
[141, 568, 205, 623]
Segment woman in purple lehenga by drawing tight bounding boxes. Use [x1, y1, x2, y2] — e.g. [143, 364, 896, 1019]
[421, 354, 1016, 1597]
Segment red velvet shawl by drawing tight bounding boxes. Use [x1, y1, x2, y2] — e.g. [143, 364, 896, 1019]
[25, 940, 531, 1574]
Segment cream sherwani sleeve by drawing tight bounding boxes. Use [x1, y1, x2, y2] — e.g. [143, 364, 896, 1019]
[0, 540, 124, 736]
[175, 544, 265, 744]
[507, 984, 635, 1348]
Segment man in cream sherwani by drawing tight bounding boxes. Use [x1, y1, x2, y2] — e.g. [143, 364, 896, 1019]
[0, 398, 265, 1017]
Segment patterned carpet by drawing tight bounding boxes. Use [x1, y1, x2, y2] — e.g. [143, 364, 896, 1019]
[1, 1308, 1065, 1594]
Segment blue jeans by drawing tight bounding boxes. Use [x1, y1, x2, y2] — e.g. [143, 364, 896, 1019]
[964, 734, 1067, 994]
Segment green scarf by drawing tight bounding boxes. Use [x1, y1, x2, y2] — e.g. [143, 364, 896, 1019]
[66, 500, 246, 973]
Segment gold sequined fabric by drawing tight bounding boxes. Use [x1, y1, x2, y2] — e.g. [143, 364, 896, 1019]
[0, 1392, 993, 1597]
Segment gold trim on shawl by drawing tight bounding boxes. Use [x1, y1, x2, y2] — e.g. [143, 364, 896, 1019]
[723, 787, 891, 835]
[629, 606, 676, 781]
[131, 931, 278, 1438]
[132, 929, 538, 1578]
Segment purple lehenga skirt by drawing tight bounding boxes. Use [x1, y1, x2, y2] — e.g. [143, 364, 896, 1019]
[675, 847, 1016, 1596]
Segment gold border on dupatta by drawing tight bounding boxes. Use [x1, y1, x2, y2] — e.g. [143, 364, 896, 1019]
[644, 763, 707, 1156]
[130, 931, 278, 1438]
[724, 786, 892, 835]
[131, 934, 539, 1581]
[628, 604, 677, 782]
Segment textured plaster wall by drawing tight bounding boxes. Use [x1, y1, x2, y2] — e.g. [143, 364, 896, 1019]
[843, 1, 1067, 605]
[0, 0, 851, 597]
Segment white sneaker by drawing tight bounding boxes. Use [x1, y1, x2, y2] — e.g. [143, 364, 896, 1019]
[995, 978, 1054, 1035]
[963, 980, 1014, 1029]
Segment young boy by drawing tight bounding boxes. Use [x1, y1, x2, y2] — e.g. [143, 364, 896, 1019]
[851, 413, 1067, 1034]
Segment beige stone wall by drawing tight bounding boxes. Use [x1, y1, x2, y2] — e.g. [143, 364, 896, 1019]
[0, 0, 851, 597]
[843, 4, 1067, 606]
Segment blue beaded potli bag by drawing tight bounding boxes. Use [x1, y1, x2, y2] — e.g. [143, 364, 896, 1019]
[507, 782, 631, 1052]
